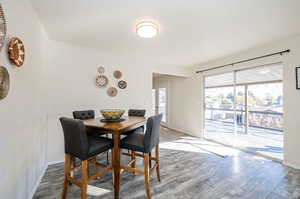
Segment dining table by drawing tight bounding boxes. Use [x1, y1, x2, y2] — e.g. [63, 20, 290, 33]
[83, 116, 146, 199]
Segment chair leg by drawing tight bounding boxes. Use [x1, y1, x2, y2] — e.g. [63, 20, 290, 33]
[93, 157, 97, 174]
[106, 134, 109, 165]
[62, 154, 71, 199]
[69, 156, 75, 185]
[106, 151, 109, 165]
[155, 145, 161, 182]
[131, 151, 136, 174]
[81, 160, 88, 199]
[87, 161, 90, 176]
[111, 149, 114, 185]
[70, 156, 75, 178]
[149, 151, 152, 169]
[144, 154, 152, 199]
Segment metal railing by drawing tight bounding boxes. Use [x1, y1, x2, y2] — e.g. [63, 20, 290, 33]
[205, 107, 283, 132]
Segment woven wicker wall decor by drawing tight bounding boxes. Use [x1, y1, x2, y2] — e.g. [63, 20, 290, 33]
[96, 75, 108, 88]
[113, 70, 122, 79]
[95, 66, 127, 96]
[8, 37, 25, 67]
[0, 66, 9, 100]
[118, 80, 127, 89]
[107, 87, 118, 97]
[98, 66, 105, 74]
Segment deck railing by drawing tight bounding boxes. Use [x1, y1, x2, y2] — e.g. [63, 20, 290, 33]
[205, 107, 283, 132]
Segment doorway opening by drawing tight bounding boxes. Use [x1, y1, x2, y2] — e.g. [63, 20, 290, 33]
[152, 73, 168, 124]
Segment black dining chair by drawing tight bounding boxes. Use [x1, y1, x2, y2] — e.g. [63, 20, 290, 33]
[122, 109, 146, 163]
[59, 117, 113, 199]
[73, 110, 106, 136]
[73, 110, 95, 120]
[73, 110, 110, 164]
[120, 114, 162, 199]
[128, 109, 146, 117]
[123, 109, 146, 136]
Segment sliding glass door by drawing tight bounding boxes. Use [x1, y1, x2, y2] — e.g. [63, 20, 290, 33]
[204, 63, 283, 160]
[205, 86, 236, 144]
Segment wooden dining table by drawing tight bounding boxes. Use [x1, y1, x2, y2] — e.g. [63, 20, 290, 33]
[83, 116, 146, 199]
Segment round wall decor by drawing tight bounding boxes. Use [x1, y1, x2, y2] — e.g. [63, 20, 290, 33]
[96, 75, 108, 88]
[107, 87, 118, 97]
[98, 66, 105, 74]
[0, 66, 10, 100]
[0, 5, 6, 52]
[113, 70, 122, 79]
[118, 80, 127, 89]
[8, 37, 25, 67]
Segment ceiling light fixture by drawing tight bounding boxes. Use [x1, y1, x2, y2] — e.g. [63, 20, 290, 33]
[136, 21, 159, 38]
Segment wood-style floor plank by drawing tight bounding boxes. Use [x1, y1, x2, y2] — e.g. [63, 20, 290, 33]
[33, 127, 300, 199]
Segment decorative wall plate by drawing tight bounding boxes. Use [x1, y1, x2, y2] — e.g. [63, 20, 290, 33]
[98, 66, 105, 74]
[96, 75, 108, 88]
[113, 70, 122, 79]
[107, 87, 118, 97]
[8, 37, 25, 67]
[0, 5, 6, 52]
[118, 80, 127, 89]
[0, 66, 9, 100]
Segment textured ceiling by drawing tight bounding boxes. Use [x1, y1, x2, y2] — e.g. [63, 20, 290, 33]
[31, 0, 300, 68]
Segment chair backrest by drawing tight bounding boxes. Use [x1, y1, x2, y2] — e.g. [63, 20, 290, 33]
[73, 110, 95, 120]
[144, 114, 163, 153]
[128, 109, 146, 117]
[59, 117, 89, 160]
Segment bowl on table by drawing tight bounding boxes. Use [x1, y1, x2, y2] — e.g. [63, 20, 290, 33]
[100, 109, 125, 121]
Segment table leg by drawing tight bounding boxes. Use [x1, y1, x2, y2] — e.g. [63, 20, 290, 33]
[113, 133, 121, 199]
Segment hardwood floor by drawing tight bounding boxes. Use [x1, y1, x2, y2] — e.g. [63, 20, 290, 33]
[33, 128, 300, 199]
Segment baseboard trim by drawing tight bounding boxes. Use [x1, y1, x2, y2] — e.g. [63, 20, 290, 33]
[48, 159, 64, 166]
[161, 125, 200, 137]
[28, 159, 65, 198]
[28, 164, 48, 199]
[283, 161, 300, 170]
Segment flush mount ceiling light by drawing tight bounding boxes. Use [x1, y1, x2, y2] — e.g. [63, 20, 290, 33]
[136, 21, 159, 38]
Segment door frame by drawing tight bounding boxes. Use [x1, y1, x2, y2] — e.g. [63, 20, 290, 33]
[153, 84, 169, 125]
[153, 87, 168, 124]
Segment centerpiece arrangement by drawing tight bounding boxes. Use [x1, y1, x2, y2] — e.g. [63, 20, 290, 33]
[100, 109, 125, 122]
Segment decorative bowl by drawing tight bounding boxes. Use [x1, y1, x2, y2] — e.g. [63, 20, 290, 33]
[100, 109, 125, 120]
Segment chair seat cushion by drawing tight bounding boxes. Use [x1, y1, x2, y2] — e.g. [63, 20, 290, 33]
[121, 133, 145, 153]
[88, 137, 113, 158]
[123, 126, 144, 136]
[87, 127, 106, 136]
[88, 132, 106, 138]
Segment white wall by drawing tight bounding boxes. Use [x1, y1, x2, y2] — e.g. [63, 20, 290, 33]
[44, 39, 191, 164]
[43, 34, 191, 163]
[0, 1, 190, 197]
[153, 75, 203, 136]
[4, 0, 300, 197]
[44, 40, 156, 162]
[168, 75, 204, 136]
[168, 35, 300, 168]
[0, 0, 48, 198]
